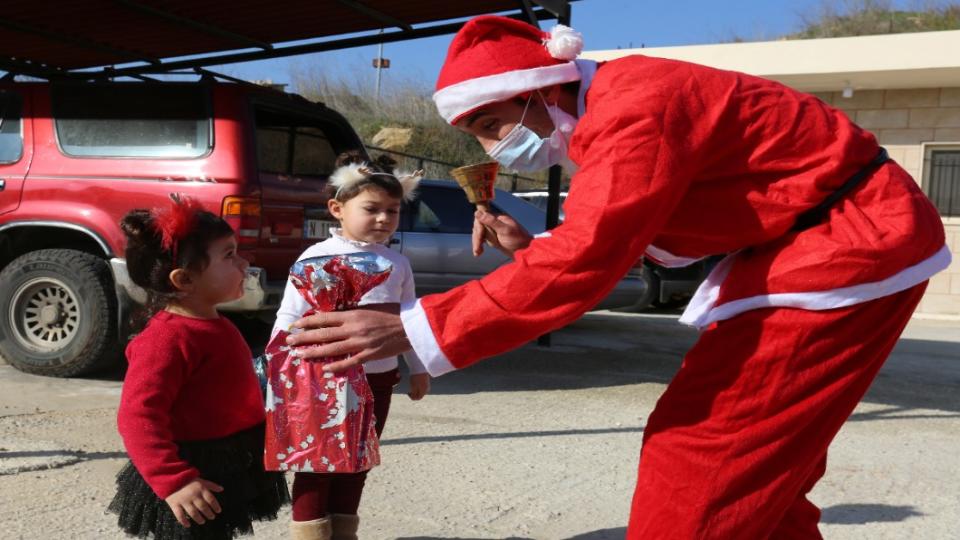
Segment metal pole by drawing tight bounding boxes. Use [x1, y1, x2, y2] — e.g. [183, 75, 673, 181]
[375, 30, 384, 101]
[537, 2, 571, 348]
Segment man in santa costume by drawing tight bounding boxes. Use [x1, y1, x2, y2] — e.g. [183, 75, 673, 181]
[288, 15, 951, 538]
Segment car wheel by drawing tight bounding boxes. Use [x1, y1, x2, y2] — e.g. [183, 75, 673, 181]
[632, 264, 659, 311]
[0, 249, 119, 377]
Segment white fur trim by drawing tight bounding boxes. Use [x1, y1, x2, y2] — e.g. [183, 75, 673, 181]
[329, 163, 422, 201]
[400, 299, 457, 376]
[678, 244, 952, 330]
[544, 24, 583, 60]
[329, 163, 369, 196]
[433, 62, 581, 124]
[396, 169, 423, 201]
[644, 244, 705, 268]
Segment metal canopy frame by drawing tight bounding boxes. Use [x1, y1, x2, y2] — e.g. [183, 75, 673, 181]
[86, 8, 563, 79]
[0, 1, 576, 80]
[0, 0, 573, 343]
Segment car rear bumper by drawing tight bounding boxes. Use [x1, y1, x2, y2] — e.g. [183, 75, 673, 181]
[109, 258, 284, 312]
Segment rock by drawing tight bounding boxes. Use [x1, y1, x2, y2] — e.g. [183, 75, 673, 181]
[370, 127, 413, 150]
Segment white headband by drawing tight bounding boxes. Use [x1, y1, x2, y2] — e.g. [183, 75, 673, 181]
[329, 162, 423, 201]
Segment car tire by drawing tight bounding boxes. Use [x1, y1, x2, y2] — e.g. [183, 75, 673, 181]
[0, 249, 119, 377]
[632, 264, 659, 311]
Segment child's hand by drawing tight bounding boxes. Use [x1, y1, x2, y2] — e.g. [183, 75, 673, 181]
[165, 478, 223, 528]
[408, 373, 431, 401]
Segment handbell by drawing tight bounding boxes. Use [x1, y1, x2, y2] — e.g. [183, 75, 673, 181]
[450, 161, 502, 251]
[450, 161, 499, 212]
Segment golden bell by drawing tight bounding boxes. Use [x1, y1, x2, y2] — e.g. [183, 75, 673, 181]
[450, 161, 499, 209]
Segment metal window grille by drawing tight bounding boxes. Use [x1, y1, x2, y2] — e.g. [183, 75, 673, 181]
[926, 150, 960, 218]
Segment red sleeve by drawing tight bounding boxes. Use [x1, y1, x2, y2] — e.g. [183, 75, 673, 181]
[421, 58, 719, 366]
[117, 330, 199, 499]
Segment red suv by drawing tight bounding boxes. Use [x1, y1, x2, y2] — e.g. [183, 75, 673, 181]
[0, 80, 363, 376]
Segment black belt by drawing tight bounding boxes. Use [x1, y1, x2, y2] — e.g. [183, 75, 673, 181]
[791, 147, 889, 232]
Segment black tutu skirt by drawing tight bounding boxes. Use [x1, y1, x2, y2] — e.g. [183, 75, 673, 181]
[108, 422, 289, 540]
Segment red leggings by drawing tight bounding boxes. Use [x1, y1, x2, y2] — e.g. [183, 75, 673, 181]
[627, 284, 926, 539]
[291, 369, 400, 520]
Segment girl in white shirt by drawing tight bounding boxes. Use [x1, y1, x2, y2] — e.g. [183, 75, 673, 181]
[273, 152, 429, 540]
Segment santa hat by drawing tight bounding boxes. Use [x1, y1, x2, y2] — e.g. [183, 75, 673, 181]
[433, 15, 584, 124]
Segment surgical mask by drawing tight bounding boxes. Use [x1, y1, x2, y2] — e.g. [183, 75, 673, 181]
[487, 93, 578, 173]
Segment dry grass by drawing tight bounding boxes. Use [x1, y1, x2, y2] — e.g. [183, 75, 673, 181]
[289, 65, 549, 189]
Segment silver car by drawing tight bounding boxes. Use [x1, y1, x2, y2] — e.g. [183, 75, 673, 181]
[513, 190, 711, 308]
[394, 180, 647, 310]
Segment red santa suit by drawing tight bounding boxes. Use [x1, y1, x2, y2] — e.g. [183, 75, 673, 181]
[401, 16, 950, 539]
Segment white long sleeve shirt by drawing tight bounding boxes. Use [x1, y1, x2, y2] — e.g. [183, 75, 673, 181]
[272, 229, 426, 375]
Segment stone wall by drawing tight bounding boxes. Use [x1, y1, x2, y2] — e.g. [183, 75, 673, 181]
[811, 87, 960, 317]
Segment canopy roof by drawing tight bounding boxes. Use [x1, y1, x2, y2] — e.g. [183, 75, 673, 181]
[0, 0, 575, 78]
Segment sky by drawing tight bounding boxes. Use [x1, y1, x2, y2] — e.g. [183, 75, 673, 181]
[210, 0, 923, 94]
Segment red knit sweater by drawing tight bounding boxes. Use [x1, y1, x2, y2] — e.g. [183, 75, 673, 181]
[117, 311, 265, 499]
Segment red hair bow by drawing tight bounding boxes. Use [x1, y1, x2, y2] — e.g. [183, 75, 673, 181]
[152, 194, 205, 262]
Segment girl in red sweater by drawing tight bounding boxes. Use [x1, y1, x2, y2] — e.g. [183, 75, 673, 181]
[109, 196, 289, 539]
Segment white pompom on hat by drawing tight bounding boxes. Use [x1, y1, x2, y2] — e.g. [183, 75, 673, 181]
[433, 16, 585, 125]
[544, 24, 584, 60]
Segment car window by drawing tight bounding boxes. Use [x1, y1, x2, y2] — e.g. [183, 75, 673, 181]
[255, 108, 339, 177]
[0, 92, 22, 163]
[293, 127, 338, 176]
[52, 84, 210, 158]
[523, 195, 549, 212]
[410, 186, 476, 234]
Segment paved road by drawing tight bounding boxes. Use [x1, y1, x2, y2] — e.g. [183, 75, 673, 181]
[1, 312, 958, 539]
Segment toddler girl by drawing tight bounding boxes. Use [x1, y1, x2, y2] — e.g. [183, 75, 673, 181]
[270, 152, 429, 540]
[109, 196, 289, 539]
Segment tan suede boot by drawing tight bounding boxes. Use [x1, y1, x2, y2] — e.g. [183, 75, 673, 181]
[289, 517, 332, 540]
[330, 513, 360, 540]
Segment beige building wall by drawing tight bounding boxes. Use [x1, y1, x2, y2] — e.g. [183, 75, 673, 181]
[585, 32, 960, 318]
[809, 87, 960, 317]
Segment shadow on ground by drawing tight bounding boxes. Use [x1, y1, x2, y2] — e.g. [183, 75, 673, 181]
[396, 537, 532, 540]
[396, 530, 627, 540]
[566, 527, 629, 539]
[382, 425, 643, 447]
[820, 503, 924, 524]
[16, 311, 956, 418]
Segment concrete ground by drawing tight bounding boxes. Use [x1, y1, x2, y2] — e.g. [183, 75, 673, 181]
[0, 311, 958, 539]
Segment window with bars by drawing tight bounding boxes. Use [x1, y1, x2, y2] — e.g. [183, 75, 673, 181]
[924, 148, 960, 218]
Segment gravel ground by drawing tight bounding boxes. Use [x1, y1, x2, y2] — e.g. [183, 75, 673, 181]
[1, 311, 958, 539]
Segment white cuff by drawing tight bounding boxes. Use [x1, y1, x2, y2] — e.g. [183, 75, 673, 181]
[534, 231, 553, 239]
[400, 299, 457, 377]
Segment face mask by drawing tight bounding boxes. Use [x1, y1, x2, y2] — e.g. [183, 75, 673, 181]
[487, 93, 578, 173]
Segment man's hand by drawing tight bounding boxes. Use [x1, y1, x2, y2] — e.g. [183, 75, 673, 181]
[165, 478, 223, 528]
[472, 210, 533, 258]
[407, 373, 431, 401]
[287, 304, 411, 373]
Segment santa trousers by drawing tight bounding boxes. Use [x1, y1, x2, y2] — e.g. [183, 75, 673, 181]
[627, 282, 927, 539]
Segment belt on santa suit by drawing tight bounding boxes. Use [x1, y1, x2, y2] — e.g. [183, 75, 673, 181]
[790, 146, 889, 232]
[678, 145, 952, 330]
[648, 147, 890, 269]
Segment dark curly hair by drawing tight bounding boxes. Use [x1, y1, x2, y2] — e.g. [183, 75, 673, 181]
[328, 150, 405, 202]
[120, 206, 234, 326]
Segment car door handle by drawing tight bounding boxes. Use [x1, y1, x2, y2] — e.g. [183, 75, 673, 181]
[0, 179, 5, 191]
